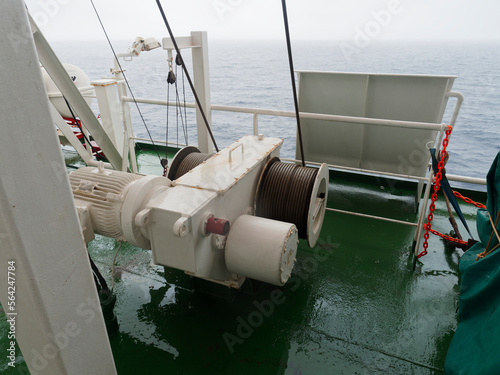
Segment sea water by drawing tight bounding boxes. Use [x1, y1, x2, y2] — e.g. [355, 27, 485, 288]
[51, 40, 500, 184]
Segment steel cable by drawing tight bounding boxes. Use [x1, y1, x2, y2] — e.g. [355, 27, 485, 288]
[256, 159, 318, 238]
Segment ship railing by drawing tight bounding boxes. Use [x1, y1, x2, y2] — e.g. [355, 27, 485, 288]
[124, 96, 484, 187]
[123, 96, 486, 255]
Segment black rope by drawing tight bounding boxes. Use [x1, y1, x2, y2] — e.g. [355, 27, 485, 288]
[156, 0, 219, 152]
[93, 273, 101, 291]
[174, 61, 189, 145]
[88, 252, 109, 291]
[175, 63, 179, 148]
[180, 58, 189, 145]
[89, 0, 162, 163]
[281, 0, 306, 167]
[166, 64, 171, 158]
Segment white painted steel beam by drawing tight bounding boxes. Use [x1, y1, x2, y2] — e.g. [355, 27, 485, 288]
[29, 14, 124, 171]
[50, 103, 94, 165]
[0, 2, 117, 374]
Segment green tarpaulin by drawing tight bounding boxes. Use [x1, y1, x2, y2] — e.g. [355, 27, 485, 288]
[445, 152, 500, 375]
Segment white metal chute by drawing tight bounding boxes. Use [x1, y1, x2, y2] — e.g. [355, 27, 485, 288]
[296, 71, 463, 254]
[296, 71, 457, 176]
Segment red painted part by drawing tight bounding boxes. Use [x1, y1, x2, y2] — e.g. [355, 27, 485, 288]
[62, 116, 105, 158]
[63, 117, 85, 140]
[63, 116, 82, 126]
[206, 217, 230, 236]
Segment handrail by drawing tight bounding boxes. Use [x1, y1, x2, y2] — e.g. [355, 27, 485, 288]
[446, 91, 464, 128]
[122, 96, 448, 131]
[124, 95, 486, 186]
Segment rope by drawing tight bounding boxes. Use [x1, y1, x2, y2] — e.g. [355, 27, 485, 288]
[156, 0, 219, 152]
[423, 188, 488, 250]
[418, 125, 452, 258]
[164, 58, 173, 177]
[476, 208, 500, 261]
[88, 251, 109, 291]
[281, 0, 305, 167]
[171, 152, 212, 180]
[255, 159, 318, 238]
[175, 55, 189, 146]
[180, 57, 189, 145]
[63, 98, 102, 157]
[89, 0, 162, 163]
[489, 211, 500, 244]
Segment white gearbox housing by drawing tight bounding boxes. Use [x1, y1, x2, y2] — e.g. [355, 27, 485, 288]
[140, 135, 286, 287]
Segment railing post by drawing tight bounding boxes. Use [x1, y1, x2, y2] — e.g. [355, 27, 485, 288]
[191, 31, 213, 153]
[253, 113, 259, 135]
[92, 79, 124, 157]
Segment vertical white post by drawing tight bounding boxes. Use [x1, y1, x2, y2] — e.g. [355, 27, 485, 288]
[0, 3, 117, 374]
[191, 31, 213, 154]
[92, 79, 124, 158]
[111, 59, 138, 173]
[253, 113, 259, 136]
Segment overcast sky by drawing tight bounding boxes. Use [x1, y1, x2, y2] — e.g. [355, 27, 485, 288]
[25, 0, 500, 42]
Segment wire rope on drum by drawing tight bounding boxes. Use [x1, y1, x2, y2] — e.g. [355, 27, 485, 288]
[174, 153, 213, 179]
[167, 146, 213, 181]
[256, 158, 318, 239]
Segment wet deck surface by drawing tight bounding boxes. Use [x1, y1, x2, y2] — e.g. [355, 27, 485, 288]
[0, 147, 483, 374]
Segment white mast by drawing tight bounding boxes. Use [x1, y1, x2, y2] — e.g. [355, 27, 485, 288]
[0, 1, 116, 374]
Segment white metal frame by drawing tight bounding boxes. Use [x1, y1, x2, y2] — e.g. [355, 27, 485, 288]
[1, 4, 117, 373]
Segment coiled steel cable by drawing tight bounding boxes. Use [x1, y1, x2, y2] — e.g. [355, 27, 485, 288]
[173, 152, 212, 179]
[256, 158, 318, 238]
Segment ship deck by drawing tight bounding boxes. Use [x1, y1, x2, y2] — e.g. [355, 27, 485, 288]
[1, 144, 484, 375]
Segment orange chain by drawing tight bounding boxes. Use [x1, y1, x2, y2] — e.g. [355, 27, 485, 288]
[418, 125, 453, 258]
[453, 190, 486, 209]
[423, 223, 468, 246]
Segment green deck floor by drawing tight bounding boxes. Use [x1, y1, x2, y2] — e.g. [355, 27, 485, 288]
[0, 146, 483, 374]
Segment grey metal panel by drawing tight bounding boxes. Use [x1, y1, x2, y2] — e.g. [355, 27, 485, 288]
[297, 71, 455, 177]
